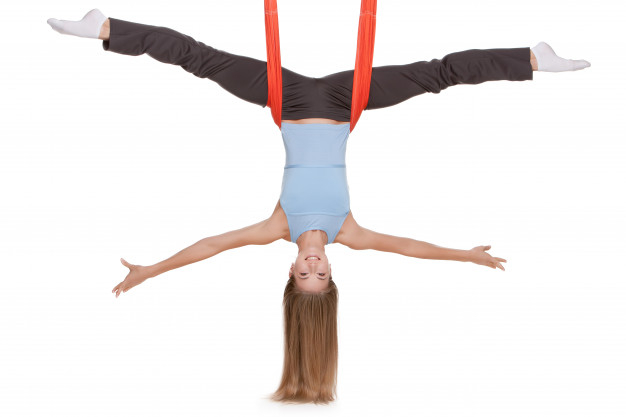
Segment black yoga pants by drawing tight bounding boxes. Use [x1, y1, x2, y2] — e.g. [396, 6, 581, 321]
[102, 17, 533, 122]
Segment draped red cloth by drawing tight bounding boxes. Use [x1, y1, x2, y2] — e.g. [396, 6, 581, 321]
[350, 0, 376, 132]
[264, 0, 377, 132]
[264, 0, 282, 128]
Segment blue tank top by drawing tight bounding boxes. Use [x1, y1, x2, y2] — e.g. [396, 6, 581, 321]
[279, 123, 351, 244]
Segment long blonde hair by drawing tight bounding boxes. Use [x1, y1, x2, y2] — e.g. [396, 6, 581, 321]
[270, 274, 339, 404]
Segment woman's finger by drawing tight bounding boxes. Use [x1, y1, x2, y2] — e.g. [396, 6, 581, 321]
[497, 262, 505, 271]
[483, 245, 491, 251]
[495, 257, 507, 263]
[120, 258, 132, 269]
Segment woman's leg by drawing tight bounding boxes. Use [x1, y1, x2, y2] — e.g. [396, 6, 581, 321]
[101, 17, 270, 108]
[321, 44, 588, 112]
[364, 47, 534, 110]
[49, 11, 331, 119]
[48, 11, 273, 107]
[316, 48, 535, 114]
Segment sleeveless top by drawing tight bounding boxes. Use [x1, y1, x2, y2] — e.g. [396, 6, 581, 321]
[279, 123, 351, 244]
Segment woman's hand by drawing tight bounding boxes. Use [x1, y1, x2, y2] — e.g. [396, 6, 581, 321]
[112, 258, 153, 298]
[468, 245, 506, 271]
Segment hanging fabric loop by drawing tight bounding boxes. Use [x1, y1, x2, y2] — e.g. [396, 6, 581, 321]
[349, 0, 377, 132]
[264, 0, 282, 127]
[264, 0, 377, 132]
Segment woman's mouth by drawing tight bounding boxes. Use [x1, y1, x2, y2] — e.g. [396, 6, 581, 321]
[305, 256, 320, 261]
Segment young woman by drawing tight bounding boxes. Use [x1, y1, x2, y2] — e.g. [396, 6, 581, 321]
[48, 8, 590, 404]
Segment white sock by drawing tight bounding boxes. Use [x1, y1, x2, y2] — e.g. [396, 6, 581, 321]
[47, 8, 107, 39]
[531, 41, 590, 72]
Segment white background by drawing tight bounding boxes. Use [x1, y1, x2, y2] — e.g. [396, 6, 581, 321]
[1, 0, 624, 415]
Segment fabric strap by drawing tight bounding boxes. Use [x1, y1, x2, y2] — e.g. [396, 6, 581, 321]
[264, 0, 376, 132]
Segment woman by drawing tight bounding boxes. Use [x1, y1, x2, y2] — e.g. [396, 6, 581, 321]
[47, 9, 590, 404]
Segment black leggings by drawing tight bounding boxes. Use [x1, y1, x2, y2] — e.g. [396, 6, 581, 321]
[103, 18, 533, 122]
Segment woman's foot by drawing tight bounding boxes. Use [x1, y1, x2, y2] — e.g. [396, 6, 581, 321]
[47, 8, 108, 39]
[531, 42, 590, 72]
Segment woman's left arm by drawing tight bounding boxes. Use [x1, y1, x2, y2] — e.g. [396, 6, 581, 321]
[335, 214, 506, 270]
[112, 202, 288, 297]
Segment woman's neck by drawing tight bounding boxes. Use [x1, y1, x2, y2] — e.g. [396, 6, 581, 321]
[296, 230, 328, 252]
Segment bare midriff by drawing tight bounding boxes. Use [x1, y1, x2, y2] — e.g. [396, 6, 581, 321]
[282, 118, 349, 125]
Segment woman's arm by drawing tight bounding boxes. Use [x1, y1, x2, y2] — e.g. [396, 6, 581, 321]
[335, 213, 506, 270]
[112, 203, 288, 297]
[148, 218, 282, 275]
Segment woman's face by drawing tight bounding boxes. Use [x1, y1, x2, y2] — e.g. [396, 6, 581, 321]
[290, 252, 332, 293]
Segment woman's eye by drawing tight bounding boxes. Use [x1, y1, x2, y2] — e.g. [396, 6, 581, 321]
[318, 273, 326, 277]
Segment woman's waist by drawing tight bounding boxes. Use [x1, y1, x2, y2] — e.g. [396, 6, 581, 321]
[284, 164, 346, 169]
[281, 166, 348, 182]
[280, 168, 350, 214]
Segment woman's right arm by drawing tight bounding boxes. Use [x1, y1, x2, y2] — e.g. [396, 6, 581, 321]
[112, 203, 287, 297]
[334, 213, 506, 271]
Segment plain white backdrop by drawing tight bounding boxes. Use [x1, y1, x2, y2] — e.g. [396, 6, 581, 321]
[1, 0, 624, 415]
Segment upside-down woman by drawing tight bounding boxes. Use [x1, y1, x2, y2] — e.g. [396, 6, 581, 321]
[47, 8, 590, 404]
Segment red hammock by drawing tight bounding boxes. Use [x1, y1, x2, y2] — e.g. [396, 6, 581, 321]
[264, 0, 377, 132]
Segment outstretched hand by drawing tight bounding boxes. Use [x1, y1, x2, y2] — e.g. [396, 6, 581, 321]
[112, 258, 152, 298]
[468, 245, 506, 271]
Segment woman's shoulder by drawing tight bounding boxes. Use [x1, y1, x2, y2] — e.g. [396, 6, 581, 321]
[333, 211, 360, 246]
[269, 201, 292, 242]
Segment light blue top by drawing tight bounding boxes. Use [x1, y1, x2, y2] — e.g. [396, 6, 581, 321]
[279, 123, 351, 244]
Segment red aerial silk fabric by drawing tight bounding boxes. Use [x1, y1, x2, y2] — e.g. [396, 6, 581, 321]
[264, 0, 377, 132]
[350, 0, 377, 132]
[264, 0, 282, 128]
